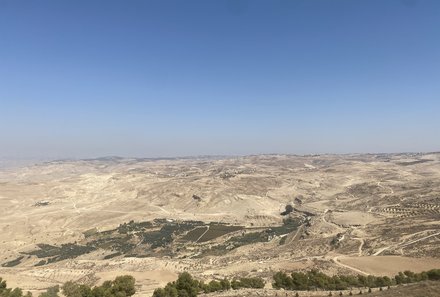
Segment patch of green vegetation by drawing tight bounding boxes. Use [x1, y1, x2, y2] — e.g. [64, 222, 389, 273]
[1, 256, 24, 267]
[0, 277, 31, 297]
[231, 277, 265, 289]
[34, 260, 46, 267]
[197, 218, 301, 257]
[38, 285, 59, 297]
[22, 218, 299, 265]
[103, 252, 122, 260]
[24, 243, 95, 263]
[23, 219, 210, 265]
[87, 234, 136, 253]
[117, 220, 154, 234]
[397, 159, 432, 166]
[142, 226, 175, 248]
[83, 228, 98, 238]
[229, 230, 268, 246]
[62, 275, 135, 297]
[182, 227, 208, 242]
[153, 272, 265, 297]
[142, 220, 204, 248]
[272, 269, 440, 291]
[198, 224, 243, 242]
[1, 275, 136, 297]
[279, 236, 287, 245]
[269, 217, 302, 236]
[280, 204, 294, 215]
[233, 218, 300, 245]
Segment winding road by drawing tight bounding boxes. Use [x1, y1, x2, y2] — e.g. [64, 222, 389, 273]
[332, 256, 369, 275]
[373, 230, 440, 256]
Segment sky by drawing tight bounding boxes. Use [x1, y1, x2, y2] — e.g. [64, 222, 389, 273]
[1, 0, 439, 159]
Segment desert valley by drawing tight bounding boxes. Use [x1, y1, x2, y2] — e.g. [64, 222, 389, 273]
[1, 153, 439, 296]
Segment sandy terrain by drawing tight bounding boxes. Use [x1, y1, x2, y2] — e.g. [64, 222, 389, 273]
[328, 211, 379, 226]
[337, 256, 440, 276]
[0, 153, 439, 295]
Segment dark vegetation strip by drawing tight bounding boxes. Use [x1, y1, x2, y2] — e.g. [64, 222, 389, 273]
[7, 218, 299, 266]
[197, 217, 301, 256]
[23, 244, 96, 263]
[154, 269, 440, 297]
[1, 269, 440, 297]
[103, 252, 122, 260]
[0, 275, 136, 297]
[182, 227, 208, 241]
[273, 269, 440, 291]
[1, 256, 24, 267]
[152, 272, 264, 297]
[197, 224, 243, 242]
[397, 159, 433, 166]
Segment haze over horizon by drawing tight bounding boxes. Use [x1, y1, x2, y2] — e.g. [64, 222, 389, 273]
[1, 0, 439, 159]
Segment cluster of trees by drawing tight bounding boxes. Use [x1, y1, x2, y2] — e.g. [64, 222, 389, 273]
[152, 272, 265, 297]
[280, 204, 294, 215]
[273, 269, 440, 291]
[230, 277, 265, 290]
[38, 286, 59, 297]
[273, 270, 392, 291]
[1, 277, 32, 297]
[0, 276, 135, 297]
[395, 269, 440, 284]
[3, 269, 440, 297]
[62, 275, 135, 297]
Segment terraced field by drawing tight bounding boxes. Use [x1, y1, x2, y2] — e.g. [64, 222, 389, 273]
[377, 203, 440, 218]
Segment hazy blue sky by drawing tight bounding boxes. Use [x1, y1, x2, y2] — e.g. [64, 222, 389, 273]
[1, 0, 439, 159]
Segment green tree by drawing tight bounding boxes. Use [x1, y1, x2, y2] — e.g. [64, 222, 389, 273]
[427, 269, 440, 280]
[62, 281, 82, 297]
[174, 273, 199, 297]
[152, 288, 166, 297]
[220, 279, 230, 291]
[111, 275, 136, 297]
[38, 286, 59, 297]
[163, 284, 178, 297]
[206, 281, 221, 293]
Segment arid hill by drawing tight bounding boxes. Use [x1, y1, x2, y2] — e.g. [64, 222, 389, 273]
[0, 153, 439, 296]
